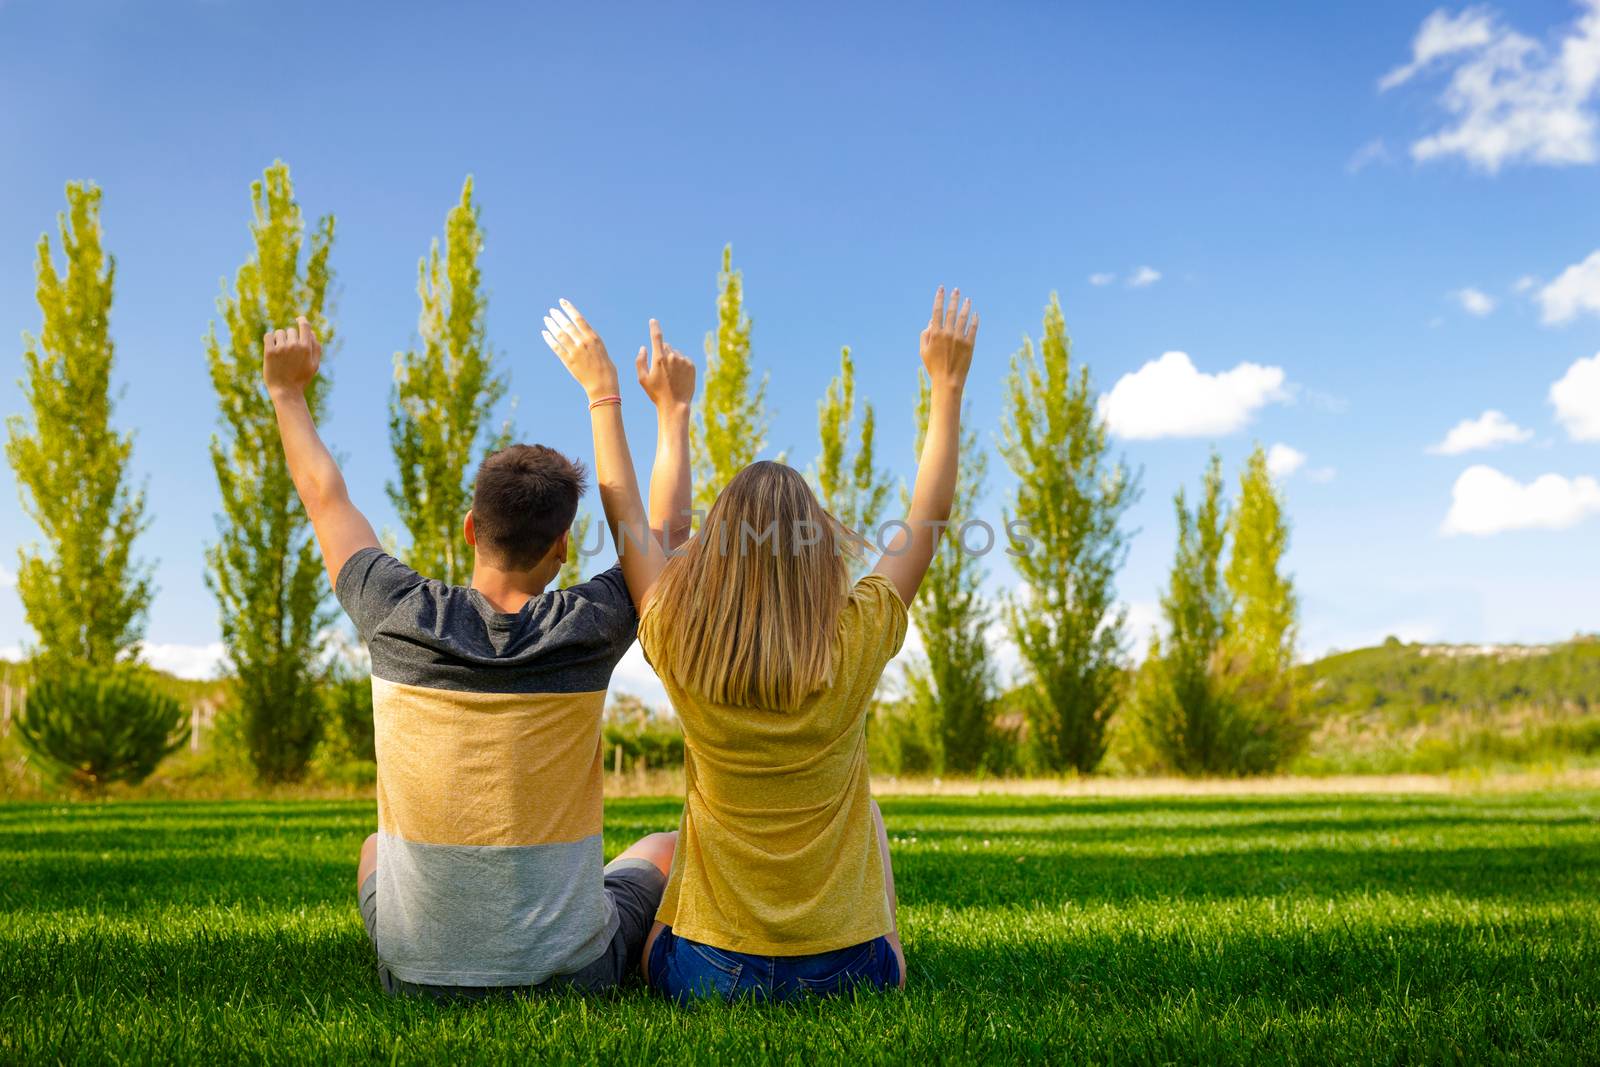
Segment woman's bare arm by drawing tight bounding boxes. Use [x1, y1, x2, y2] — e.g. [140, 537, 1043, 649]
[873, 286, 978, 604]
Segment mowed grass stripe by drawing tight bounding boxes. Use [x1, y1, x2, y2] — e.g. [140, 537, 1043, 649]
[3, 792, 1598, 1064]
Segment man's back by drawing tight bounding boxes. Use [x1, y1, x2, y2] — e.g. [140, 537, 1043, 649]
[338, 547, 637, 986]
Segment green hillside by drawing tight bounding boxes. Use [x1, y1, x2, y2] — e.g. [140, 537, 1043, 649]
[1295, 636, 1600, 774]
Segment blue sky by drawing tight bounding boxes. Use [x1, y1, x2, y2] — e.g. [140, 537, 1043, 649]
[3, 0, 1600, 695]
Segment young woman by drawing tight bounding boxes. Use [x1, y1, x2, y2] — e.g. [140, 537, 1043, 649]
[543, 287, 977, 1003]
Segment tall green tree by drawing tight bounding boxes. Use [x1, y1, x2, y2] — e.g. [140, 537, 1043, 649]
[1131, 454, 1231, 774]
[205, 161, 335, 783]
[692, 245, 769, 514]
[999, 294, 1139, 772]
[813, 345, 891, 542]
[1132, 449, 1304, 775]
[903, 371, 995, 772]
[5, 182, 152, 672]
[1226, 444, 1298, 672]
[388, 176, 509, 585]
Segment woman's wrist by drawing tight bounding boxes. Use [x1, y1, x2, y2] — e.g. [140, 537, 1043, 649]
[584, 377, 622, 404]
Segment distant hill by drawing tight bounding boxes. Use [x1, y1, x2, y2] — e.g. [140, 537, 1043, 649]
[1303, 635, 1600, 720]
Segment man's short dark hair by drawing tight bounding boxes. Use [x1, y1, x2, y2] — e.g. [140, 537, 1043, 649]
[471, 444, 587, 570]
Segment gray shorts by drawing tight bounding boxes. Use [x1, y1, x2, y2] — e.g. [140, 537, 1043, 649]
[358, 856, 667, 999]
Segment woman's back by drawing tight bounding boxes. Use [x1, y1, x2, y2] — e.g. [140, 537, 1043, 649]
[640, 572, 906, 954]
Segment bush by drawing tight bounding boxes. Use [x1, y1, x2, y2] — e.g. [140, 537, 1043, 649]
[602, 694, 683, 769]
[322, 673, 375, 762]
[15, 667, 189, 789]
[1126, 646, 1307, 776]
[868, 698, 943, 775]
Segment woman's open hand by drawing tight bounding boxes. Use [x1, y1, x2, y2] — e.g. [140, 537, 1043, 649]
[919, 286, 977, 389]
[542, 299, 620, 401]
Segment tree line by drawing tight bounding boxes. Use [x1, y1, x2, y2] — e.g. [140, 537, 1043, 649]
[5, 163, 1305, 788]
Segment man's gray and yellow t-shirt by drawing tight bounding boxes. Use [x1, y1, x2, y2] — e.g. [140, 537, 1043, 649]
[336, 548, 637, 987]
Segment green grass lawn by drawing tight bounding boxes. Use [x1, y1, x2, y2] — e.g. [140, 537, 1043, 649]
[4, 790, 1599, 1064]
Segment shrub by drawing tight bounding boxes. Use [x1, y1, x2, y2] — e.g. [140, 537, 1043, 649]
[322, 673, 375, 763]
[1126, 645, 1307, 776]
[602, 694, 683, 769]
[868, 698, 943, 775]
[15, 667, 189, 789]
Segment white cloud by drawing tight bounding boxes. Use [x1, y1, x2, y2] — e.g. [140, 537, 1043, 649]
[1267, 443, 1308, 478]
[1379, 8, 1498, 91]
[1513, 274, 1540, 293]
[1441, 464, 1600, 535]
[1537, 249, 1600, 323]
[1427, 409, 1534, 454]
[0, 644, 22, 662]
[1346, 137, 1392, 172]
[1380, 1, 1600, 172]
[0, 563, 13, 588]
[1550, 352, 1600, 439]
[1099, 351, 1289, 440]
[1454, 287, 1497, 316]
[1128, 266, 1162, 288]
[140, 642, 229, 680]
[1088, 272, 1116, 287]
[1306, 466, 1338, 484]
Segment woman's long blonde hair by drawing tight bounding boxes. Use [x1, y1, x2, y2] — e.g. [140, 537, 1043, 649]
[646, 461, 859, 711]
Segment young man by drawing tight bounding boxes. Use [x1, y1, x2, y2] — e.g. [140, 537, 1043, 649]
[263, 311, 694, 996]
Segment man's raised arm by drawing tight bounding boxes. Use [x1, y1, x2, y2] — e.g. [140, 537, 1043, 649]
[265, 317, 381, 588]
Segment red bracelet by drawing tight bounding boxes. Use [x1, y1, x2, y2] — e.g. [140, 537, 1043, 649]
[588, 395, 622, 410]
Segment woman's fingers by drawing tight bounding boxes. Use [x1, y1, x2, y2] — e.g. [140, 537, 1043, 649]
[541, 328, 571, 360]
[966, 310, 979, 342]
[954, 297, 970, 336]
[945, 288, 961, 330]
[930, 285, 945, 328]
[636, 345, 650, 384]
[557, 298, 592, 339]
[548, 306, 577, 337]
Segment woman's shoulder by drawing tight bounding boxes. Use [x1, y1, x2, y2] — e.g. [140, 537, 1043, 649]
[838, 572, 909, 657]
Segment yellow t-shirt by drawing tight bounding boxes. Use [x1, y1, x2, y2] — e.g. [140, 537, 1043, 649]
[639, 573, 908, 955]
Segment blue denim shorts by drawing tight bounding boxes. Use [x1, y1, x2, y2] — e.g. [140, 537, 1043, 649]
[647, 925, 901, 1004]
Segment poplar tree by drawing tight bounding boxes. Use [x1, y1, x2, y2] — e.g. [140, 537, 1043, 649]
[1220, 443, 1306, 768]
[1131, 454, 1231, 773]
[205, 161, 335, 783]
[1226, 444, 1298, 672]
[388, 176, 509, 585]
[999, 294, 1139, 772]
[813, 345, 891, 542]
[692, 245, 769, 514]
[1132, 448, 1304, 775]
[5, 182, 152, 672]
[903, 371, 995, 772]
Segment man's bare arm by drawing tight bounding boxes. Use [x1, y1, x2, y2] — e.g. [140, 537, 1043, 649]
[264, 318, 380, 588]
[635, 319, 696, 550]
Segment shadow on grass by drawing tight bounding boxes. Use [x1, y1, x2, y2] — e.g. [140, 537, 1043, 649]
[5, 908, 1597, 1019]
[877, 793, 1595, 821]
[893, 839, 1600, 907]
